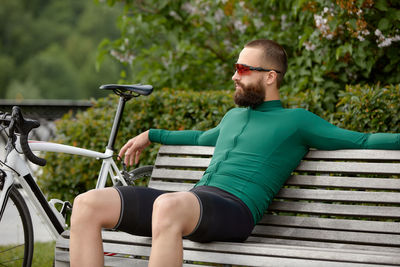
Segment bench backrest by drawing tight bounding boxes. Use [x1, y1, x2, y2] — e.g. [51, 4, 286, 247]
[148, 145, 400, 253]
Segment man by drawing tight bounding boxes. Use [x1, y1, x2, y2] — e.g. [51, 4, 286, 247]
[70, 39, 400, 267]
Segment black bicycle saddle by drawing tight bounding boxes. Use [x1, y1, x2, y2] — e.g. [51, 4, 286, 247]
[100, 84, 153, 96]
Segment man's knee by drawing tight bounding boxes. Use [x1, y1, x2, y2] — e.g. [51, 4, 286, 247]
[71, 189, 108, 228]
[71, 188, 121, 232]
[72, 191, 95, 221]
[152, 194, 185, 233]
[153, 193, 182, 218]
[152, 192, 199, 237]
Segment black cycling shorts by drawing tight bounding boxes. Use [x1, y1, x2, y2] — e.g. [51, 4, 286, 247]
[113, 185, 254, 243]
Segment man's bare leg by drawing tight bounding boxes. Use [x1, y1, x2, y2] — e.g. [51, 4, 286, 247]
[149, 192, 201, 267]
[70, 188, 121, 267]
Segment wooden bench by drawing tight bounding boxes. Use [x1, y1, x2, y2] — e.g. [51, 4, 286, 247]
[55, 145, 400, 266]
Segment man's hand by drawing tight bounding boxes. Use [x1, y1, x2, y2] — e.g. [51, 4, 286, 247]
[118, 130, 151, 166]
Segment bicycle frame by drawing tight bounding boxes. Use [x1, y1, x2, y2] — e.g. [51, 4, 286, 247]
[1, 86, 153, 244]
[0, 137, 127, 240]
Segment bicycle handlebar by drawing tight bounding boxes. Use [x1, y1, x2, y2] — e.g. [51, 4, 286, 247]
[1, 106, 46, 166]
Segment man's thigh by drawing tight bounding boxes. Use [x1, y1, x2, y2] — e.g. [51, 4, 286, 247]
[185, 186, 254, 243]
[114, 186, 166, 236]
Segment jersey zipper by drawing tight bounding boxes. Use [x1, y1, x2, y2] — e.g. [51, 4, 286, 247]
[204, 108, 251, 185]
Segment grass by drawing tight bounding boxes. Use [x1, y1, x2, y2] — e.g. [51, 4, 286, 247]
[0, 241, 55, 267]
[32, 242, 55, 267]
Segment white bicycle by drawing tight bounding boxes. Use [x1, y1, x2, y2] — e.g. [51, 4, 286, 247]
[0, 84, 155, 267]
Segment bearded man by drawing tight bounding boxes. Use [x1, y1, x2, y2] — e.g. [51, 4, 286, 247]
[69, 39, 400, 267]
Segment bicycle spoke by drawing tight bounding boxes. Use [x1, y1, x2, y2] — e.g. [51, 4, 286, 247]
[0, 244, 24, 253]
[0, 256, 24, 265]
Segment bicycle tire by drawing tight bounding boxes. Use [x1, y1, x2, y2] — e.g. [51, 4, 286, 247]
[0, 186, 34, 267]
[126, 165, 154, 186]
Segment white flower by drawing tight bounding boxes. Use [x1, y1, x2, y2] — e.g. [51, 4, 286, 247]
[234, 20, 247, 34]
[110, 50, 135, 64]
[303, 41, 316, 51]
[253, 19, 264, 30]
[214, 9, 224, 23]
[375, 29, 383, 37]
[182, 3, 197, 15]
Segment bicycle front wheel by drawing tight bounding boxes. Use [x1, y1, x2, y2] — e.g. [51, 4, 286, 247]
[0, 186, 34, 267]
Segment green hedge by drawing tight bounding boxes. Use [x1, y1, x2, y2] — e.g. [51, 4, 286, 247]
[39, 84, 399, 203]
[283, 83, 399, 133]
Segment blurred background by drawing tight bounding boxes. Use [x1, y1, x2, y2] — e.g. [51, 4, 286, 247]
[0, 0, 123, 101]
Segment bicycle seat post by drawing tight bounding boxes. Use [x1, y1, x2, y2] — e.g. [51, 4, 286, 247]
[107, 95, 128, 151]
[100, 84, 153, 152]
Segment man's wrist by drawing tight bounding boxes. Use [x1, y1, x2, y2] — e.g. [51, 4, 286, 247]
[148, 129, 160, 143]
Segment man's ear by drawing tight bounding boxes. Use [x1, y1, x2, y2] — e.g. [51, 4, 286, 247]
[265, 71, 278, 85]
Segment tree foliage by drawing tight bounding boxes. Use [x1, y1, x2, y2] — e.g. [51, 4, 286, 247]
[0, 0, 123, 100]
[99, 0, 400, 111]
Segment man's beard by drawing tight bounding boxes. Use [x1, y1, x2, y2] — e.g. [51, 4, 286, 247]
[234, 80, 266, 108]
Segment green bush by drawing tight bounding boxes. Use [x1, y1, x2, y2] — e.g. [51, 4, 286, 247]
[334, 83, 399, 133]
[39, 84, 399, 203]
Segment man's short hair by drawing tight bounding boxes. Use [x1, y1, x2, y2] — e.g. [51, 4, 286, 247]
[245, 39, 288, 88]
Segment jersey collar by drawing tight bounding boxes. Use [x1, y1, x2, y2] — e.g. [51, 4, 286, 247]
[253, 100, 283, 111]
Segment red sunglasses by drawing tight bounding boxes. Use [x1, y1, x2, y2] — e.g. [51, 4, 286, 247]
[235, 63, 281, 75]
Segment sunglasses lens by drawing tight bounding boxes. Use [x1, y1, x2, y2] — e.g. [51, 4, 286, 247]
[235, 64, 250, 75]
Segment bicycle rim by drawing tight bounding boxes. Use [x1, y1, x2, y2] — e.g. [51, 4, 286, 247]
[0, 186, 34, 267]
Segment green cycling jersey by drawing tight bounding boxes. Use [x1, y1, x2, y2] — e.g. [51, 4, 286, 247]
[149, 100, 400, 223]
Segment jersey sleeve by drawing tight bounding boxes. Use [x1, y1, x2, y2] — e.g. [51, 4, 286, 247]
[148, 126, 220, 146]
[148, 108, 236, 146]
[297, 109, 400, 150]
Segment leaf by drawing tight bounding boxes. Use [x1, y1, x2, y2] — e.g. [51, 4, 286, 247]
[378, 18, 390, 31]
[374, 0, 389, 11]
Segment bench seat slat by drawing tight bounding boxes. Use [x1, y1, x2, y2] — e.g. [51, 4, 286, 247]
[246, 236, 400, 254]
[297, 161, 400, 174]
[148, 180, 194, 191]
[159, 145, 214, 156]
[151, 168, 204, 181]
[305, 149, 400, 161]
[155, 156, 210, 168]
[252, 225, 400, 246]
[260, 215, 400, 234]
[287, 175, 400, 190]
[183, 249, 380, 267]
[276, 188, 400, 204]
[269, 201, 400, 218]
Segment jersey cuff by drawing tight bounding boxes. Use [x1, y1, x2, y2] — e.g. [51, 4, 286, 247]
[148, 129, 162, 143]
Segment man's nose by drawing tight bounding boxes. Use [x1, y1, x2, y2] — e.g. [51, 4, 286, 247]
[232, 71, 240, 81]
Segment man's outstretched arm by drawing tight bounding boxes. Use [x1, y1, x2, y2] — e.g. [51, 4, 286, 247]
[298, 109, 400, 150]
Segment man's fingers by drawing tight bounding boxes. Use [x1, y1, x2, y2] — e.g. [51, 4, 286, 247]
[135, 150, 142, 165]
[119, 140, 132, 158]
